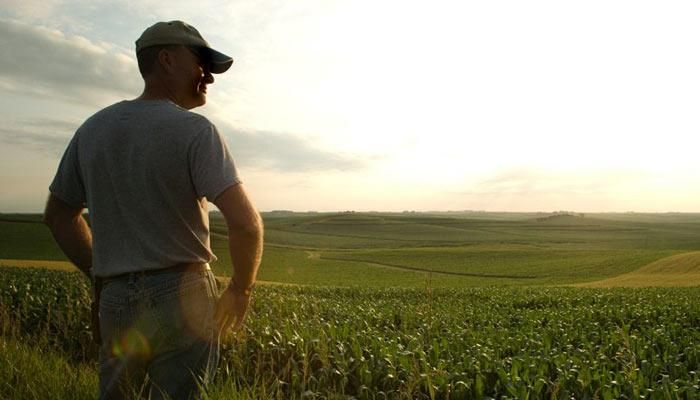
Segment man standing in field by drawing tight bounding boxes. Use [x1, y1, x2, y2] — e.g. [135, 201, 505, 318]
[43, 21, 263, 399]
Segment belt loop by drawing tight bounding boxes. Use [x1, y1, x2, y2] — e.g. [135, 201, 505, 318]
[202, 263, 210, 277]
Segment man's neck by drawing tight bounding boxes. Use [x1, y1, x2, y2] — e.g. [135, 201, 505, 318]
[138, 80, 180, 105]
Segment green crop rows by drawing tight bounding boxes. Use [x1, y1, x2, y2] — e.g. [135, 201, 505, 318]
[2, 267, 699, 399]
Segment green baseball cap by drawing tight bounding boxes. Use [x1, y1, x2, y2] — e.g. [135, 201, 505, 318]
[135, 20, 233, 74]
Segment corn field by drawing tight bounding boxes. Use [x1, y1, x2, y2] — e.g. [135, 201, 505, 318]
[1, 267, 699, 399]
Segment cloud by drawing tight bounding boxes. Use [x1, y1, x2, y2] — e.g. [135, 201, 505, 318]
[0, 114, 371, 172]
[0, 117, 77, 156]
[0, 15, 371, 173]
[0, 18, 140, 103]
[0, 0, 64, 21]
[215, 121, 370, 172]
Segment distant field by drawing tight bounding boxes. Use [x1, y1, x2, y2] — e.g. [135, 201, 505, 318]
[0, 217, 69, 261]
[3, 211, 700, 287]
[577, 251, 700, 287]
[321, 247, 677, 285]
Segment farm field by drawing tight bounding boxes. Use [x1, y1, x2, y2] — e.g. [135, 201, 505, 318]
[1, 211, 700, 398]
[2, 267, 699, 399]
[576, 251, 700, 288]
[5, 211, 700, 287]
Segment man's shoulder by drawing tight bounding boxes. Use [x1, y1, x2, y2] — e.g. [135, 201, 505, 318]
[176, 108, 213, 126]
[78, 101, 132, 128]
[82, 100, 126, 120]
[133, 100, 215, 130]
[79, 100, 214, 132]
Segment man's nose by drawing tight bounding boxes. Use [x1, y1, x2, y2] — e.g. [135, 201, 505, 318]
[203, 72, 214, 84]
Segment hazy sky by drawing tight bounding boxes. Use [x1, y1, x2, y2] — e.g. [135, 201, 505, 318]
[1, 0, 699, 213]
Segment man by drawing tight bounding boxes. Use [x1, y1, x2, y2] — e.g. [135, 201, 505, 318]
[43, 21, 263, 399]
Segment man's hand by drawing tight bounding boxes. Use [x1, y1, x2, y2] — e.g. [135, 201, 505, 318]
[214, 286, 251, 335]
[212, 184, 263, 336]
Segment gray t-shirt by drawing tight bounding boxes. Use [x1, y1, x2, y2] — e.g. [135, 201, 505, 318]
[49, 99, 240, 278]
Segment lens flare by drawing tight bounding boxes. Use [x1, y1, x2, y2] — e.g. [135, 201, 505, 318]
[112, 328, 151, 359]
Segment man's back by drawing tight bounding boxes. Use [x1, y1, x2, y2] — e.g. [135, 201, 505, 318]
[51, 99, 240, 277]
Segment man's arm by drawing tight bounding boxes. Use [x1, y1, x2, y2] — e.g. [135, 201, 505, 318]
[43, 194, 93, 278]
[211, 183, 263, 334]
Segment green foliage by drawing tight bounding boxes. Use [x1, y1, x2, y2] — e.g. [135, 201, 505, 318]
[2, 267, 699, 399]
[0, 267, 95, 360]
[0, 337, 97, 400]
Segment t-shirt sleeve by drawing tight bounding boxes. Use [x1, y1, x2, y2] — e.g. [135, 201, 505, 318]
[49, 133, 87, 208]
[189, 123, 241, 201]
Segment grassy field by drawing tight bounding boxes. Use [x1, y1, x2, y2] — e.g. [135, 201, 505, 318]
[5, 211, 700, 287]
[2, 211, 700, 398]
[578, 251, 700, 288]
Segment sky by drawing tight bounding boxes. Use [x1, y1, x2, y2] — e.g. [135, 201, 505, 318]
[1, 0, 699, 213]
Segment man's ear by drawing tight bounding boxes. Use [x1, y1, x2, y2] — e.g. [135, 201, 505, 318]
[157, 48, 176, 74]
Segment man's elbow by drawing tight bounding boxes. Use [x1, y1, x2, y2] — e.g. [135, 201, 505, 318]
[43, 210, 67, 232]
[245, 213, 264, 236]
[228, 213, 264, 237]
[43, 194, 81, 229]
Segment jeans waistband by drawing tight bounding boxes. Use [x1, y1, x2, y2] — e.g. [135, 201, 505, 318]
[99, 262, 210, 285]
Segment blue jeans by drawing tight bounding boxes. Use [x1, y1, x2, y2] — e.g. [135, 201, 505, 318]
[98, 266, 220, 400]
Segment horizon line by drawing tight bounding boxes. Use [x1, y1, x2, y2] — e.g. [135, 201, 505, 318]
[3, 209, 700, 215]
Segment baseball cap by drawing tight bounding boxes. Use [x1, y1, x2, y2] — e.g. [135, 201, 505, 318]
[135, 20, 233, 74]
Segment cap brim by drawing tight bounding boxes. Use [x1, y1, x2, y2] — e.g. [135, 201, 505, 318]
[204, 48, 233, 74]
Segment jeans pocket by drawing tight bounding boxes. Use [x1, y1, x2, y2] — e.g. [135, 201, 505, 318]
[156, 275, 217, 348]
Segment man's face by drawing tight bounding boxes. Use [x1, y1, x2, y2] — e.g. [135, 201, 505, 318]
[169, 46, 214, 109]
